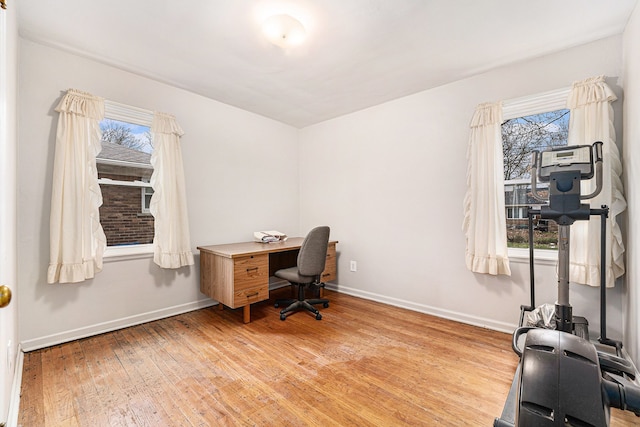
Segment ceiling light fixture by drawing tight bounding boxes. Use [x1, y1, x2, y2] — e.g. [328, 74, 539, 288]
[262, 14, 306, 48]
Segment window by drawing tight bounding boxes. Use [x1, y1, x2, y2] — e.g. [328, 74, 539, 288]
[142, 184, 154, 214]
[506, 206, 527, 220]
[97, 102, 155, 247]
[502, 108, 569, 250]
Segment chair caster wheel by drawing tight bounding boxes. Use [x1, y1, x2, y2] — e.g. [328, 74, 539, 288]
[274, 302, 279, 308]
[323, 302, 329, 308]
[316, 313, 322, 320]
[280, 314, 286, 321]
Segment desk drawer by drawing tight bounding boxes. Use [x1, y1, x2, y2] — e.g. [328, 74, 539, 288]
[233, 284, 268, 307]
[321, 243, 337, 282]
[234, 254, 268, 290]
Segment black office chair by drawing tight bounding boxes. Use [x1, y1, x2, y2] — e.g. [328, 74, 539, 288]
[274, 226, 330, 320]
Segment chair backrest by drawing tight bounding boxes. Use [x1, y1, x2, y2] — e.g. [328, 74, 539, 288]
[297, 226, 330, 277]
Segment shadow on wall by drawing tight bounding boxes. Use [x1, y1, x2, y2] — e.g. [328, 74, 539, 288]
[472, 263, 528, 298]
[147, 254, 195, 287]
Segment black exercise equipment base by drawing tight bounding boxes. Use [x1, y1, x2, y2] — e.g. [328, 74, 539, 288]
[494, 329, 640, 427]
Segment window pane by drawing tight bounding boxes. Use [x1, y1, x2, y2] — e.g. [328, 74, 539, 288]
[502, 109, 569, 250]
[97, 119, 154, 246]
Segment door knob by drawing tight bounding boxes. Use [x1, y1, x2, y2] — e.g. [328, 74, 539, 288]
[0, 285, 11, 308]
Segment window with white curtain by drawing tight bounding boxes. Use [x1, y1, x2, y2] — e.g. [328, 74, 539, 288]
[467, 76, 624, 282]
[49, 89, 193, 275]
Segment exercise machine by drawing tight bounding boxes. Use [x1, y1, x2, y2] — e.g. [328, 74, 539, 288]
[494, 142, 640, 426]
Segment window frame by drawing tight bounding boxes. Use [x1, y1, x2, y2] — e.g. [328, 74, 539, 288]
[99, 100, 155, 260]
[502, 87, 570, 263]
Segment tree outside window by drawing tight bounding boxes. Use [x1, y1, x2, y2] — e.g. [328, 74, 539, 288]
[502, 109, 569, 249]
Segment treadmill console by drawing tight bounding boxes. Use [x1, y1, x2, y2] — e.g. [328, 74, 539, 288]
[537, 144, 594, 181]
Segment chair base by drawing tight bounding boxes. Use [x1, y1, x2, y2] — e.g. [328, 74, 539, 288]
[275, 283, 329, 320]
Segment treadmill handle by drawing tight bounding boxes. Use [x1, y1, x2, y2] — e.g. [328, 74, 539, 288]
[512, 327, 536, 357]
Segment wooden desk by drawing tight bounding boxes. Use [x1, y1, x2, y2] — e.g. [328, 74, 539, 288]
[197, 238, 338, 323]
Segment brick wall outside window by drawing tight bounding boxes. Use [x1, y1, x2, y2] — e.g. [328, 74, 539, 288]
[99, 173, 154, 246]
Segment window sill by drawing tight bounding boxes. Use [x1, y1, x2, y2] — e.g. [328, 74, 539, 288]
[508, 247, 558, 266]
[103, 244, 154, 262]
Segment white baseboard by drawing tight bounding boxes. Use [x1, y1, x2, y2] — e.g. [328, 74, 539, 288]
[20, 284, 517, 352]
[21, 299, 217, 352]
[6, 344, 23, 427]
[324, 283, 517, 334]
[21, 280, 289, 353]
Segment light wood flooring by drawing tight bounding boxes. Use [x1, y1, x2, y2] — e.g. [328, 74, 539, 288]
[18, 289, 640, 426]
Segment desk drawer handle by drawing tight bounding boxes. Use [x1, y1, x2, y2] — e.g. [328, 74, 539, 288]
[246, 267, 259, 273]
[322, 273, 330, 278]
[246, 291, 259, 297]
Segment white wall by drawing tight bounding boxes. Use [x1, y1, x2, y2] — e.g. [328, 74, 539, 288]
[17, 32, 635, 360]
[300, 36, 628, 340]
[18, 39, 300, 350]
[623, 4, 640, 366]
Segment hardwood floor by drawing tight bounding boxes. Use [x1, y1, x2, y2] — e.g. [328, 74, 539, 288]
[18, 289, 640, 426]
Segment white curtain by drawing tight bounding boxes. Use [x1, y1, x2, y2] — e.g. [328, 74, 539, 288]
[463, 102, 511, 276]
[48, 89, 106, 284]
[150, 112, 194, 268]
[567, 76, 626, 287]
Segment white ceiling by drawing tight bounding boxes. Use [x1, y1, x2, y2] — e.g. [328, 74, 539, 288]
[17, 0, 638, 128]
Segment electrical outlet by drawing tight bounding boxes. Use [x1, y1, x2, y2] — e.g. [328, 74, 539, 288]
[350, 261, 357, 272]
